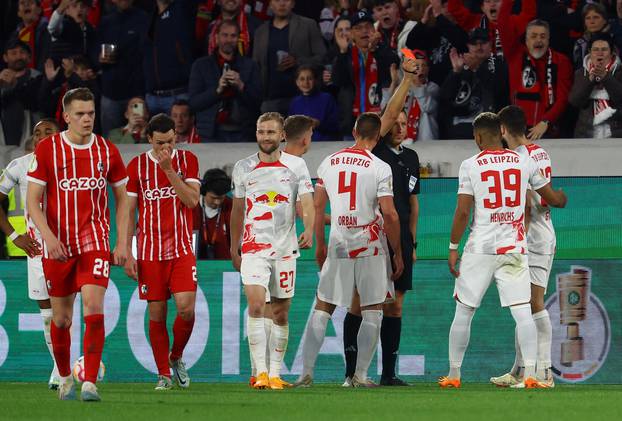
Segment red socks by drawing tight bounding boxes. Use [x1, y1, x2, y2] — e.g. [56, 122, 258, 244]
[149, 320, 171, 377]
[83, 314, 105, 383]
[50, 321, 72, 377]
[170, 315, 195, 361]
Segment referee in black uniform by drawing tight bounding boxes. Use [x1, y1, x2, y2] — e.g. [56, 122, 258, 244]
[342, 55, 421, 386]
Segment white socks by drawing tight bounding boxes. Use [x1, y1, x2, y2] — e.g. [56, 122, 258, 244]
[301, 310, 330, 378]
[249, 317, 273, 377]
[41, 308, 59, 378]
[247, 316, 268, 374]
[511, 326, 524, 376]
[510, 304, 537, 379]
[533, 309, 552, 379]
[354, 310, 382, 380]
[269, 323, 289, 378]
[448, 301, 475, 379]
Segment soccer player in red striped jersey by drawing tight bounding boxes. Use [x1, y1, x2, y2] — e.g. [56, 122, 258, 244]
[26, 88, 129, 401]
[124, 114, 201, 391]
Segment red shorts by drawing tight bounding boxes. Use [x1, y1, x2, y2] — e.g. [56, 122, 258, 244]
[137, 253, 197, 301]
[42, 251, 111, 297]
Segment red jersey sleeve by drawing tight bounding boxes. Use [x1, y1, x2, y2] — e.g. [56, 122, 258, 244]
[26, 138, 52, 186]
[126, 157, 140, 197]
[184, 151, 201, 185]
[107, 142, 128, 187]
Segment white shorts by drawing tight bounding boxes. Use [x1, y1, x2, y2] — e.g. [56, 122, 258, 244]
[240, 256, 296, 300]
[27, 255, 49, 301]
[528, 252, 554, 293]
[317, 255, 393, 308]
[454, 253, 530, 308]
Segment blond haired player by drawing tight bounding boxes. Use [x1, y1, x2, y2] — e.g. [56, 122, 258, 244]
[439, 112, 566, 389]
[491, 105, 557, 387]
[230, 112, 315, 390]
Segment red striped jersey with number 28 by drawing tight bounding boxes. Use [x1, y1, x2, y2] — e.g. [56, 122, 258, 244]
[26, 132, 128, 258]
[126, 149, 201, 261]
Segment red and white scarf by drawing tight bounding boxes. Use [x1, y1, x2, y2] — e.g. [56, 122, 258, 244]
[352, 45, 380, 115]
[587, 56, 619, 126]
[406, 97, 421, 141]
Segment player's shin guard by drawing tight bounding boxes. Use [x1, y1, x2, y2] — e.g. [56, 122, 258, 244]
[511, 304, 537, 379]
[343, 312, 362, 379]
[301, 310, 331, 378]
[51, 321, 72, 378]
[381, 316, 401, 379]
[248, 316, 268, 374]
[41, 308, 59, 376]
[533, 309, 552, 379]
[149, 320, 171, 377]
[83, 314, 105, 383]
[269, 323, 289, 378]
[170, 315, 195, 361]
[354, 310, 382, 380]
[448, 301, 475, 379]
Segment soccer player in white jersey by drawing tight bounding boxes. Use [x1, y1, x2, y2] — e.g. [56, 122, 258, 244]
[230, 112, 315, 390]
[124, 114, 201, 390]
[295, 112, 404, 388]
[27, 88, 129, 401]
[490, 105, 558, 387]
[0, 119, 60, 389]
[439, 112, 566, 389]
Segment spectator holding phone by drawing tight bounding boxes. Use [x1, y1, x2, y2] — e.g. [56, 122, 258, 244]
[108, 96, 149, 144]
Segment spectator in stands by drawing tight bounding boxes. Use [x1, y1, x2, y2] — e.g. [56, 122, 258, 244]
[97, 0, 149, 136]
[439, 29, 507, 139]
[143, 0, 196, 115]
[194, 168, 232, 260]
[569, 33, 622, 139]
[47, 0, 97, 64]
[332, 9, 399, 136]
[1, 39, 42, 147]
[499, 2, 572, 140]
[372, 0, 405, 51]
[536, 0, 583, 58]
[572, 3, 612, 69]
[170, 99, 200, 143]
[13, 0, 50, 71]
[204, 0, 261, 57]
[319, 1, 356, 44]
[322, 16, 351, 92]
[447, 0, 536, 59]
[610, 0, 622, 50]
[288, 65, 339, 141]
[189, 19, 262, 142]
[252, 0, 326, 115]
[108, 96, 149, 143]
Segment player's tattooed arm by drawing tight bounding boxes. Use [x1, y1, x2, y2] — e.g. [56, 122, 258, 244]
[314, 187, 328, 269]
[298, 193, 315, 249]
[229, 197, 245, 271]
[124, 196, 138, 280]
[157, 149, 200, 208]
[26, 181, 68, 261]
[448, 194, 473, 277]
[379, 196, 404, 280]
[112, 184, 129, 267]
[535, 184, 567, 208]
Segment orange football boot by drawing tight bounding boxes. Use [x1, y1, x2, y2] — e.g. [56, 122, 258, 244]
[269, 377, 292, 390]
[249, 376, 257, 388]
[438, 376, 461, 388]
[253, 372, 270, 389]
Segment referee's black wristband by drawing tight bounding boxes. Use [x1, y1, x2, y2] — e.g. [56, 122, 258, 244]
[413, 241, 418, 249]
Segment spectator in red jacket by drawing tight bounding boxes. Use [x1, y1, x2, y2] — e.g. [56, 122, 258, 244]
[447, 0, 536, 59]
[499, 2, 572, 140]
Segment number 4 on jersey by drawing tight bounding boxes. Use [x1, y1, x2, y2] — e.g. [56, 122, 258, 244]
[338, 171, 357, 211]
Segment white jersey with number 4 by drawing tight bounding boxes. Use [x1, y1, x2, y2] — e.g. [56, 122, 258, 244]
[0, 153, 41, 243]
[458, 148, 548, 255]
[516, 144, 556, 255]
[316, 147, 393, 259]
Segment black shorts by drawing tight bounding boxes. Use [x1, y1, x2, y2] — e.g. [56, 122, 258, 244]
[392, 241, 413, 292]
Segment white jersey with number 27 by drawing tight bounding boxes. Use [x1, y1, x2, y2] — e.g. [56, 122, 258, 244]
[316, 147, 393, 259]
[458, 148, 548, 255]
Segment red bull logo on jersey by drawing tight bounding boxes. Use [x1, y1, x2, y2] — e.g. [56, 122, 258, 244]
[144, 186, 176, 201]
[253, 191, 289, 207]
[59, 177, 106, 191]
[241, 223, 271, 254]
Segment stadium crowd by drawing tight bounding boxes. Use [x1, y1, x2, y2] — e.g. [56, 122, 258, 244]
[1, 0, 622, 147]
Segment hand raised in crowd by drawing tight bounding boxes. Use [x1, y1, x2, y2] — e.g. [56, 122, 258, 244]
[128, 111, 146, 132]
[0, 69, 17, 87]
[421, 4, 434, 25]
[335, 25, 350, 53]
[224, 70, 244, 91]
[369, 30, 382, 51]
[430, 0, 444, 17]
[590, 60, 608, 81]
[61, 58, 74, 78]
[216, 72, 229, 94]
[57, 0, 72, 14]
[44, 59, 60, 81]
[13, 234, 41, 258]
[449, 47, 464, 72]
[278, 54, 297, 72]
[528, 121, 549, 141]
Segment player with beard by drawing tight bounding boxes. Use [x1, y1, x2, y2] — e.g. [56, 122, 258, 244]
[498, 1, 572, 140]
[230, 112, 315, 390]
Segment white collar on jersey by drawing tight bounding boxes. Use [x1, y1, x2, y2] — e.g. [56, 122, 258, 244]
[147, 148, 178, 163]
[61, 131, 95, 150]
[390, 145, 403, 155]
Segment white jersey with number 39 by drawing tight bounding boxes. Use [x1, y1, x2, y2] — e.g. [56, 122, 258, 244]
[458, 149, 547, 255]
[317, 147, 393, 259]
[516, 144, 556, 255]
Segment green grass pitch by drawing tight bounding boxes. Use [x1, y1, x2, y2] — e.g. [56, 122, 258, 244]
[1, 383, 621, 421]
